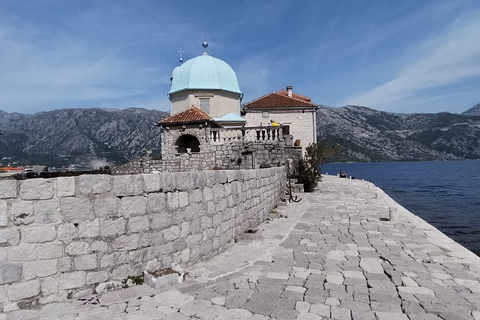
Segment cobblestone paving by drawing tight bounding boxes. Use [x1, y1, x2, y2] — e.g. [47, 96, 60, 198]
[3, 176, 480, 320]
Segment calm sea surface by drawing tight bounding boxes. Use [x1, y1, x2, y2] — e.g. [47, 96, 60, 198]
[323, 160, 480, 257]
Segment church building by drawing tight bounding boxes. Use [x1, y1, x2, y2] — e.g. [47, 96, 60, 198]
[114, 42, 319, 173]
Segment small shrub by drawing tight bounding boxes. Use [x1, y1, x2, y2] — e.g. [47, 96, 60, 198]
[292, 143, 339, 192]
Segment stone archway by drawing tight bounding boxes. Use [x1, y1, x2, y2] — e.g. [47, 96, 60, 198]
[175, 134, 201, 153]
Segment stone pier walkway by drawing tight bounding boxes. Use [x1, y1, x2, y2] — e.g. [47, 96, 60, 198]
[3, 175, 480, 320]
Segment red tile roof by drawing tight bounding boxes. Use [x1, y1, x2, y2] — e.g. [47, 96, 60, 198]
[158, 107, 211, 125]
[276, 89, 311, 102]
[244, 91, 318, 109]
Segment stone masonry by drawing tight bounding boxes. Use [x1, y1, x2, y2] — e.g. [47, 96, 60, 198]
[0, 167, 285, 311]
[3, 175, 480, 319]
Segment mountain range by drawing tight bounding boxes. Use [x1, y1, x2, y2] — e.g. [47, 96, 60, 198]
[0, 104, 479, 167]
[0, 108, 168, 168]
[317, 105, 480, 162]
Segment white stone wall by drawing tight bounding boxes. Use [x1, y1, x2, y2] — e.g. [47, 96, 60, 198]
[0, 167, 285, 309]
[245, 110, 317, 154]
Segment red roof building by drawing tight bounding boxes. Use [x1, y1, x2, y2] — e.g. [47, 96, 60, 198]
[243, 86, 318, 152]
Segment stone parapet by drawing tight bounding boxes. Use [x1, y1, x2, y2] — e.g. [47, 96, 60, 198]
[0, 167, 285, 310]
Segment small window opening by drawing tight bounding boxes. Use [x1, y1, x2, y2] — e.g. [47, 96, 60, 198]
[199, 98, 210, 114]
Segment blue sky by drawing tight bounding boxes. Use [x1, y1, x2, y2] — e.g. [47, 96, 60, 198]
[1, 0, 479, 114]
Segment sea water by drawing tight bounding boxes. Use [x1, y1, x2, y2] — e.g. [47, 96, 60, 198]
[323, 160, 480, 257]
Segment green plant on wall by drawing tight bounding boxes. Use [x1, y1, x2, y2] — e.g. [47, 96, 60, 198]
[293, 143, 339, 192]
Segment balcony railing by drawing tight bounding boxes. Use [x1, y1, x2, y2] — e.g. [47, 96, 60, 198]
[209, 126, 285, 144]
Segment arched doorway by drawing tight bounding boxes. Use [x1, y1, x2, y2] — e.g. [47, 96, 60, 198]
[175, 134, 200, 153]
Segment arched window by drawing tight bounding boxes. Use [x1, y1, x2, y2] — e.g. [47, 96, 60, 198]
[175, 134, 200, 153]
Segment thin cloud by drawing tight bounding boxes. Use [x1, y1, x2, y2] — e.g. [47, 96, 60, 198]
[345, 13, 480, 111]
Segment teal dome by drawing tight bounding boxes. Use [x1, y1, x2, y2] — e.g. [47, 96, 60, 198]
[169, 54, 242, 95]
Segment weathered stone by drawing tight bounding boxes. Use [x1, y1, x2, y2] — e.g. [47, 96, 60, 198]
[129, 215, 149, 232]
[163, 225, 181, 242]
[19, 179, 53, 200]
[179, 299, 212, 317]
[34, 199, 60, 224]
[0, 200, 8, 226]
[23, 225, 56, 243]
[203, 187, 213, 202]
[78, 174, 111, 194]
[178, 191, 189, 208]
[10, 244, 37, 261]
[94, 196, 120, 218]
[360, 258, 384, 274]
[160, 172, 175, 192]
[91, 240, 109, 252]
[100, 252, 128, 268]
[56, 177, 75, 197]
[41, 276, 59, 295]
[111, 264, 134, 280]
[87, 271, 109, 284]
[8, 279, 40, 301]
[144, 271, 179, 289]
[114, 234, 140, 251]
[58, 257, 72, 272]
[142, 173, 161, 193]
[0, 263, 23, 284]
[77, 218, 100, 238]
[175, 172, 192, 191]
[100, 217, 126, 237]
[11, 201, 35, 225]
[113, 175, 143, 196]
[151, 212, 172, 230]
[0, 180, 17, 199]
[74, 254, 98, 271]
[167, 192, 179, 210]
[96, 281, 123, 293]
[189, 189, 203, 204]
[398, 286, 434, 295]
[37, 243, 63, 259]
[60, 198, 94, 223]
[65, 241, 91, 255]
[24, 259, 58, 280]
[146, 193, 166, 213]
[57, 223, 77, 243]
[120, 196, 146, 218]
[59, 271, 86, 290]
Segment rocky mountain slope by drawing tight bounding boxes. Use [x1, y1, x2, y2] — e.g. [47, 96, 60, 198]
[0, 108, 168, 167]
[1, 105, 479, 167]
[317, 105, 480, 162]
[463, 103, 480, 116]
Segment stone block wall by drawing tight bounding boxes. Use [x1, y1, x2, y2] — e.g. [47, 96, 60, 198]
[113, 140, 287, 174]
[0, 167, 285, 309]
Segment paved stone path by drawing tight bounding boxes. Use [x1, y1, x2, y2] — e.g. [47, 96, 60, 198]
[3, 175, 480, 320]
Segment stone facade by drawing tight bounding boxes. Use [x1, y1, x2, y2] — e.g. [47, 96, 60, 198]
[244, 109, 317, 155]
[0, 167, 285, 309]
[113, 126, 288, 174]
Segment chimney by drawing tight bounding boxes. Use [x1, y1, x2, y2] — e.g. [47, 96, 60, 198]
[286, 86, 293, 97]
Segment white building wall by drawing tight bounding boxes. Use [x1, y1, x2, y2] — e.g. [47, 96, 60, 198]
[170, 90, 241, 117]
[245, 109, 317, 154]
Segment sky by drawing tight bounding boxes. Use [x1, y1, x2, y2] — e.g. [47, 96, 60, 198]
[1, 0, 479, 115]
